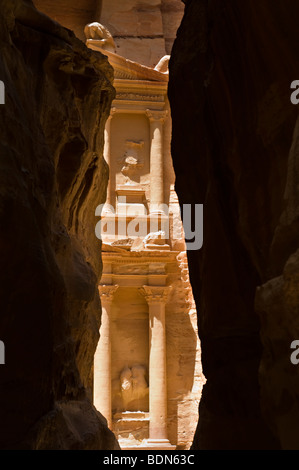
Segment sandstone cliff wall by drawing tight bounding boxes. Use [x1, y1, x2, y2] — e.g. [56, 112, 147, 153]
[33, 0, 100, 41]
[169, 0, 299, 449]
[0, 0, 118, 449]
[100, 0, 184, 66]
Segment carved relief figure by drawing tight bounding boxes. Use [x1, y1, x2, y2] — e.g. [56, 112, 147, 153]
[118, 364, 149, 412]
[120, 366, 133, 409]
[154, 55, 170, 73]
[143, 230, 166, 246]
[119, 141, 144, 184]
[84, 22, 116, 52]
[131, 365, 148, 392]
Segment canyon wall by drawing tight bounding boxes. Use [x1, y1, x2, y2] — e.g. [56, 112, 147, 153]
[169, 0, 299, 449]
[33, 0, 101, 41]
[4, 0, 299, 451]
[0, 0, 118, 449]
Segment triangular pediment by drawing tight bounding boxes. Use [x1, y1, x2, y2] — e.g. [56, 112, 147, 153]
[87, 44, 168, 82]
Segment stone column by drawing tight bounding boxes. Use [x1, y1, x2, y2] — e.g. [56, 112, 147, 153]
[94, 284, 118, 429]
[139, 285, 174, 448]
[146, 110, 168, 215]
[103, 107, 116, 213]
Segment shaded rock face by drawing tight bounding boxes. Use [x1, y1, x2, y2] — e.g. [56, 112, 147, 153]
[169, 0, 299, 449]
[33, 0, 100, 41]
[0, 0, 118, 449]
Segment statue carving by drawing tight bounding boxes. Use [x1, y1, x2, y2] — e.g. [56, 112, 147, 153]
[131, 364, 148, 392]
[154, 55, 170, 73]
[143, 230, 166, 246]
[84, 22, 116, 52]
[119, 140, 144, 184]
[118, 364, 149, 411]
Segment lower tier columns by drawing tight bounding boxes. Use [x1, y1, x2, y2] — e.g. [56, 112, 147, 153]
[94, 284, 118, 429]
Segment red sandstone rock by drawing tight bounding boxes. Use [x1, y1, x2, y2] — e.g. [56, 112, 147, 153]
[0, 0, 118, 449]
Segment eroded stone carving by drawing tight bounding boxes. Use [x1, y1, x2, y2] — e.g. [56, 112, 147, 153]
[143, 230, 166, 246]
[121, 156, 141, 177]
[139, 285, 173, 305]
[120, 367, 133, 399]
[98, 284, 119, 304]
[154, 55, 170, 73]
[84, 22, 116, 52]
[119, 365, 149, 411]
[115, 92, 164, 102]
[113, 263, 148, 275]
[119, 141, 144, 183]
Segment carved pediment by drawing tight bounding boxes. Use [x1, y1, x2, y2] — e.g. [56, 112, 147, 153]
[85, 44, 168, 83]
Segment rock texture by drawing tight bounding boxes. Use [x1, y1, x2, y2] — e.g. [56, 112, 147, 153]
[94, 0, 184, 67]
[0, 0, 118, 449]
[33, 1, 185, 67]
[161, 0, 185, 55]
[169, 0, 299, 449]
[33, 0, 100, 41]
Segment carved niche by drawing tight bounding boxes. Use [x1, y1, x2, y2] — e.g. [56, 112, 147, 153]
[112, 364, 149, 412]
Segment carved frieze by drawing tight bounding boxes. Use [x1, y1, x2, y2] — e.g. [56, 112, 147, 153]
[113, 264, 148, 275]
[115, 92, 164, 102]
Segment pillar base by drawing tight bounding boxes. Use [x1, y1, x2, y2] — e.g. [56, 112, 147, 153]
[120, 439, 176, 451]
[146, 439, 176, 450]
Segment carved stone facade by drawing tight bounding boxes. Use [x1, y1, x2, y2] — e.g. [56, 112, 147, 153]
[86, 13, 205, 450]
[30, 0, 203, 451]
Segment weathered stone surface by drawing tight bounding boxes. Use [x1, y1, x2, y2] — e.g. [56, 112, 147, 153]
[33, 1, 184, 67]
[161, 0, 185, 54]
[25, 401, 118, 450]
[98, 0, 184, 67]
[33, 0, 98, 41]
[99, 0, 164, 67]
[34, 0, 184, 67]
[0, 0, 118, 449]
[169, 0, 299, 449]
[255, 116, 299, 449]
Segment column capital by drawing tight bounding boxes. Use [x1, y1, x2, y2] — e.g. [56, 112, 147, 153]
[139, 285, 172, 305]
[98, 284, 119, 303]
[145, 109, 168, 123]
[107, 106, 117, 122]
